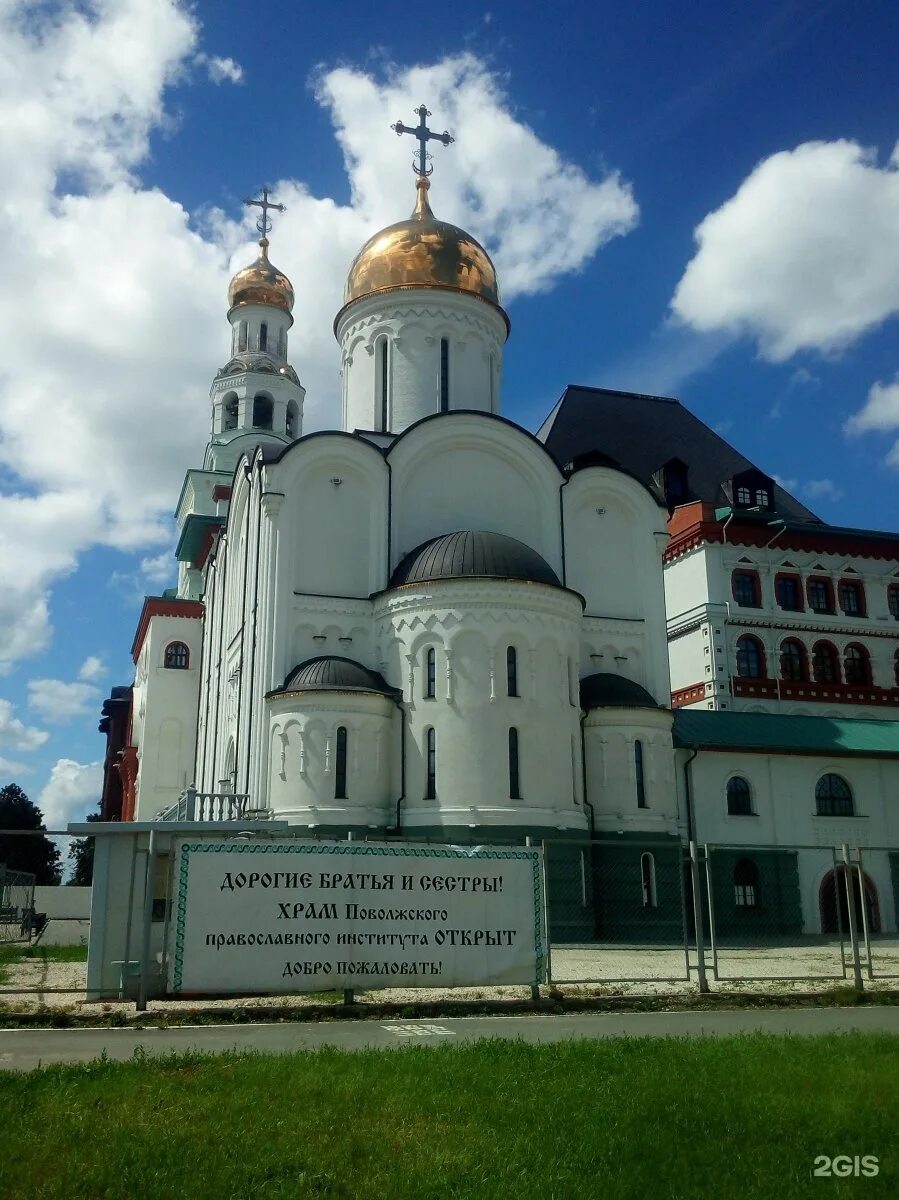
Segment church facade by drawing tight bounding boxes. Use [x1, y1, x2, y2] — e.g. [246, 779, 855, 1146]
[100, 134, 899, 943]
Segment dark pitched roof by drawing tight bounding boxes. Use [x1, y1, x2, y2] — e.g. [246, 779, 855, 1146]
[273, 656, 397, 697]
[537, 386, 821, 523]
[580, 673, 662, 711]
[390, 530, 561, 588]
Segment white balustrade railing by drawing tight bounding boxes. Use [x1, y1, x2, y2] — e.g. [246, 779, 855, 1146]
[156, 788, 267, 823]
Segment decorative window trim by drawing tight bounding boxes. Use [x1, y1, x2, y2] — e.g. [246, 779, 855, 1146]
[837, 578, 866, 617]
[774, 572, 804, 612]
[806, 575, 835, 614]
[811, 639, 841, 685]
[732, 569, 761, 608]
[843, 643, 872, 687]
[735, 634, 766, 679]
[779, 638, 808, 683]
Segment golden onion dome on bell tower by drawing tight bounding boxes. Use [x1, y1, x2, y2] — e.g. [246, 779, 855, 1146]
[337, 176, 507, 332]
[228, 237, 295, 315]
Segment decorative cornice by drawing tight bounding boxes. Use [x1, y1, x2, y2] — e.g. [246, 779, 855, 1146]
[130, 597, 203, 662]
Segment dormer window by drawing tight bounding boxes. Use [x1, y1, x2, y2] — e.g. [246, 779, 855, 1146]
[656, 458, 689, 510]
[736, 486, 752, 506]
[755, 488, 770, 508]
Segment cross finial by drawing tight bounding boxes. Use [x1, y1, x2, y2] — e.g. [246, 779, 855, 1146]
[244, 186, 286, 251]
[391, 104, 454, 178]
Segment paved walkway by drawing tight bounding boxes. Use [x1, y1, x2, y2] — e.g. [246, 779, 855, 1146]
[1, 1006, 897, 1072]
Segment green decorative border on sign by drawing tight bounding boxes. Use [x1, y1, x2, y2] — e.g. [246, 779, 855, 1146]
[171, 840, 546, 991]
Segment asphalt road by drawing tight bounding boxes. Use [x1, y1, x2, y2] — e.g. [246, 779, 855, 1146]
[1, 1006, 897, 1072]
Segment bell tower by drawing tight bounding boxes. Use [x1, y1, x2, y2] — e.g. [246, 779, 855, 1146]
[205, 188, 305, 474]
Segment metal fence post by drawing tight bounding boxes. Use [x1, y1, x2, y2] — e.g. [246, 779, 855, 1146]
[540, 839, 553, 991]
[136, 828, 158, 1012]
[854, 847, 873, 981]
[703, 842, 719, 983]
[689, 841, 709, 994]
[842, 844, 864, 992]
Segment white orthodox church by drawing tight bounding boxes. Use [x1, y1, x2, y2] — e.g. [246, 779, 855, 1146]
[101, 116, 899, 943]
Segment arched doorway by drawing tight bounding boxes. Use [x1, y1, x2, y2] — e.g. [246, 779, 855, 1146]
[819, 868, 880, 935]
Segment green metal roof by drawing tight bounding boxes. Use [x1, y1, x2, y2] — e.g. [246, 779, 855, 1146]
[673, 709, 899, 758]
[176, 513, 224, 563]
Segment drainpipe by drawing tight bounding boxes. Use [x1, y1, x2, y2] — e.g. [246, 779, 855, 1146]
[391, 696, 406, 834]
[682, 747, 699, 843]
[579, 710, 595, 839]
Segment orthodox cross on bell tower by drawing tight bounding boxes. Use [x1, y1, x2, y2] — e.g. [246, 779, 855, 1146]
[244, 186, 286, 249]
[391, 105, 454, 176]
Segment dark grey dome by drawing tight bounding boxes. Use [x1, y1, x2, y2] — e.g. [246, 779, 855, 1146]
[276, 656, 396, 696]
[390, 531, 561, 588]
[580, 673, 661, 711]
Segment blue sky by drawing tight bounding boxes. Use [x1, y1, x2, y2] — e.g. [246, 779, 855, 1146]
[0, 0, 897, 833]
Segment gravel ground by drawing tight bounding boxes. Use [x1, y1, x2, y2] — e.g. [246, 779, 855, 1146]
[3, 940, 898, 1013]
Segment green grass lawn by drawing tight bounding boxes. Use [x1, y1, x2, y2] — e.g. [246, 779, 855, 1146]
[1, 1034, 896, 1199]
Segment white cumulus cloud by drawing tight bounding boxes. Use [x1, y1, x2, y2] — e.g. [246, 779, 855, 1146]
[0, 8, 637, 675]
[197, 54, 244, 85]
[671, 139, 899, 361]
[0, 699, 49, 751]
[78, 656, 106, 681]
[28, 679, 101, 724]
[37, 759, 103, 829]
[846, 373, 899, 467]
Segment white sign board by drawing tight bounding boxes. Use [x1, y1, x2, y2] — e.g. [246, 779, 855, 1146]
[169, 839, 546, 994]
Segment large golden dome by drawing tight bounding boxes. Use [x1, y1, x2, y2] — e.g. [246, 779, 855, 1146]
[339, 178, 506, 327]
[228, 239, 294, 314]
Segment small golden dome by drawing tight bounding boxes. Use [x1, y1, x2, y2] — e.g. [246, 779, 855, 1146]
[228, 239, 294, 314]
[340, 179, 506, 326]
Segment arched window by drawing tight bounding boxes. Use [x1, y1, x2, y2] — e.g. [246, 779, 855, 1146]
[377, 337, 389, 431]
[508, 728, 521, 799]
[844, 644, 872, 687]
[736, 486, 751, 506]
[816, 774, 853, 817]
[807, 577, 834, 613]
[634, 739, 647, 808]
[164, 641, 189, 669]
[439, 338, 449, 412]
[506, 646, 518, 697]
[334, 727, 348, 800]
[812, 641, 840, 684]
[779, 639, 807, 682]
[889, 583, 899, 620]
[238, 321, 248, 353]
[736, 635, 765, 678]
[252, 394, 273, 430]
[754, 488, 770, 508]
[732, 570, 760, 607]
[734, 859, 760, 907]
[286, 401, 298, 440]
[425, 648, 436, 699]
[726, 776, 752, 815]
[223, 394, 238, 431]
[425, 728, 436, 800]
[640, 853, 656, 908]
[258, 322, 268, 352]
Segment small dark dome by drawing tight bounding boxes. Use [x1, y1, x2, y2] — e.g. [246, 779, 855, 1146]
[580, 673, 661, 711]
[276, 656, 396, 696]
[390, 531, 561, 589]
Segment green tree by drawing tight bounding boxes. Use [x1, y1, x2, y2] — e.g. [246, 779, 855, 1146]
[0, 783, 62, 884]
[67, 809, 102, 886]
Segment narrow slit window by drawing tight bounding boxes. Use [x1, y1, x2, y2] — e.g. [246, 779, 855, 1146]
[635, 739, 647, 808]
[425, 648, 436, 698]
[508, 728, 521, 799]
[425, 728, 436, 800]
[506, 646, 518, 697]
[334, 727, 347, 800]
[259, 322, 268, 352]
[238, 321, 248, 352]
[379, 338, 389, 431]
[439, 338, 449, 412]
